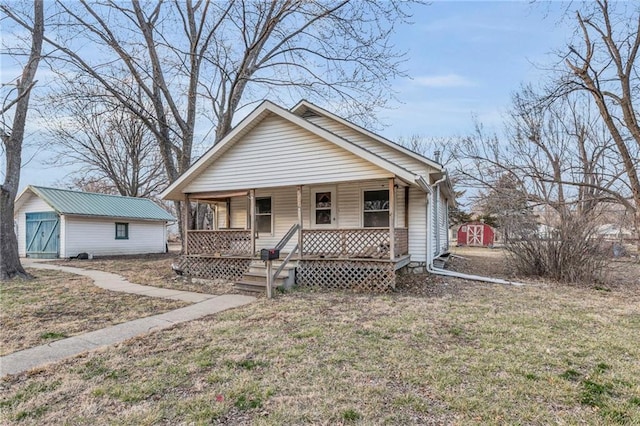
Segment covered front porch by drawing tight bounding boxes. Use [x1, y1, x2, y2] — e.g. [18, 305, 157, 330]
[184, 227, 409, 261]
[178, 178, 418, 291]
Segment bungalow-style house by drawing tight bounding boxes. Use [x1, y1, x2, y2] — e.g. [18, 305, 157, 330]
[162, 100, 455, 291]
[14, 186, 175, 259]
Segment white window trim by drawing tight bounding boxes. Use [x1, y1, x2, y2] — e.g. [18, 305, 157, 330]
[361, 186, 390, 228]
[255, 196, 274, 236]
[310, 186, 337, 229]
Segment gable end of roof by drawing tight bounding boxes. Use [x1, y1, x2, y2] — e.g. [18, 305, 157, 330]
[291, 100, 444, 171]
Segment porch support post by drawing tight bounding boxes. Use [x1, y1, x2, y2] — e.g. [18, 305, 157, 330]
[182, 193, 189, 255]
[297, 185, 303, 259]
[389, 178, 395, 260]
[249, 189, 256, 256]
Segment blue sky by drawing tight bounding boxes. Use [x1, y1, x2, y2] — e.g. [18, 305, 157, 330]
[382, 1, 573, 140]
[11, 1, 576, 192]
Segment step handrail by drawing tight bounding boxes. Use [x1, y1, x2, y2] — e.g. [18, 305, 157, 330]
[275, 223, 299, 252]
[273, 243, 298, 280]
[266, 223, 300, 298]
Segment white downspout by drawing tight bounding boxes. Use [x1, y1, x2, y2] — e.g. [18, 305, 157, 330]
[427, 264, 526, 286]
[431, 175, 447, 259]
[416, 175, 525, 287]
[415, 176, 433, 267]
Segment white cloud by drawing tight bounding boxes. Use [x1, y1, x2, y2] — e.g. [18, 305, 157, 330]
[413, 74, 475, 88]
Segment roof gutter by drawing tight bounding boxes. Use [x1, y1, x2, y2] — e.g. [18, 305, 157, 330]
[415, 175, 433, 194]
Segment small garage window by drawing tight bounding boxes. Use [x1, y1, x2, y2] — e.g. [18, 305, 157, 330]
[115, 222, 129, 239]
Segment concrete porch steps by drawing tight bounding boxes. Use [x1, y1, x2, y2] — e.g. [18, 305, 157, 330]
[234, 260, 298, 293]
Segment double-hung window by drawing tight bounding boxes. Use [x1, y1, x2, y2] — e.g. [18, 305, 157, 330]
[255, 197, 272, 233]
[115, 222, 129, 239]
[363, 190, 389, 227]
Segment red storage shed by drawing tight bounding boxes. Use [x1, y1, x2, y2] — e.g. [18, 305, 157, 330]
[457, 222, 495, 247]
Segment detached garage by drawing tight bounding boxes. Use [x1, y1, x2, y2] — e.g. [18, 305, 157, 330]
[14, 185, 175, 259]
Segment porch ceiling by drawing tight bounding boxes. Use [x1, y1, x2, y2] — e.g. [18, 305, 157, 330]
[188, 190, 249, 202]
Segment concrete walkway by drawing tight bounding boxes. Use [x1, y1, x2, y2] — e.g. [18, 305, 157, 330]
[1, 261, 255, 377]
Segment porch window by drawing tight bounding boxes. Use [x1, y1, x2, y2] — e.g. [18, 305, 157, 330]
[363, 190, 389, 227]
[115, 222, 129, 239]
[256, 197, 272, 233]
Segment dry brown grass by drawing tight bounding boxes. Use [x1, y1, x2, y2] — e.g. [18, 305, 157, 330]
[0, 268, 187, 356]
[450, 246, 640, 290]
[2, 251, 639, 425]
[56, 254, 236, 295]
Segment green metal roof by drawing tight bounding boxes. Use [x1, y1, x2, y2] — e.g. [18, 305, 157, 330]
[28, 186, 175, 221]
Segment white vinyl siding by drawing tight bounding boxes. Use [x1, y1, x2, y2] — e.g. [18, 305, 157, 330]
[184, 115, 392, 193]
[230, 197, 247, 229]
[15, 193, 55, 257]
[63, 216, 166, 257]
[396, 187, 406, 228]
[437, 191, 449, 255]
[216, 203, 226, 229]
[311, 180, 406, 229]
[253, 187, 298, 251]
[408, 186, 427, 262]
[306, 116, 435, 177]
[243, 180, 410, 253]
[428, 189, 449, 258]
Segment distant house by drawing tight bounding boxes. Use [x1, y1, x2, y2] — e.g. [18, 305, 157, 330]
[161, 100, 455, 291]
[457, 222, 495, 247]
[595, 223, 633, 241]
[14, 186, 175, 259]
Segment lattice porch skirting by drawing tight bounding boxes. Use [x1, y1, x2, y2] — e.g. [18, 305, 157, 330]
[296, 259, 396, 292]
[178, 256, 252, 281]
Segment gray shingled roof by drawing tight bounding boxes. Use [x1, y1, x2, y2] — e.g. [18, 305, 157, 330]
[28, 186, 175, 221]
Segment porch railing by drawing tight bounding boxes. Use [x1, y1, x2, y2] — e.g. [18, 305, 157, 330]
[395, 227, 409, 256]
[187, 229, 252, 255]
[302, 228, 408, 259]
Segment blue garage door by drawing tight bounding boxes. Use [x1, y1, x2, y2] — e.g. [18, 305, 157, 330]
[26, 212, 60, 258]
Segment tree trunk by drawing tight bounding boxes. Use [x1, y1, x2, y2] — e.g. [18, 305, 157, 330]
[0, 190, 30, 280]
[0, 0, 43, 280]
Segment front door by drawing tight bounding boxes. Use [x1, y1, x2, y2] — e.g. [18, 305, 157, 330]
[26, 212, 60, 258]
[467, 224, 483, 246]
[311, 187, 336, 228]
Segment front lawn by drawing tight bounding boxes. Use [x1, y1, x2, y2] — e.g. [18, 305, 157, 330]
[0, 268, 187, 356]
[2, 272, 639, 424]
[57, 254, 237, 295]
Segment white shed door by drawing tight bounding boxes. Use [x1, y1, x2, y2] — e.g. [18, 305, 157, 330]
[467, 224, 483, 246]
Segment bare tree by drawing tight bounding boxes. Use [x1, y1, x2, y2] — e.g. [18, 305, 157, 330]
[560, 0, 640, 250]
[204, 0, 409, 139]
[456, 86, 621, 282]
[458, 87, 625, 218]
[3, 0, 413, 244]
[397, 134, 471, 224]
[397, 134, 458, 166]
[474, 173, 537, 243]
[0, 0, 43, 280]
[45, 85, 166, 198]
